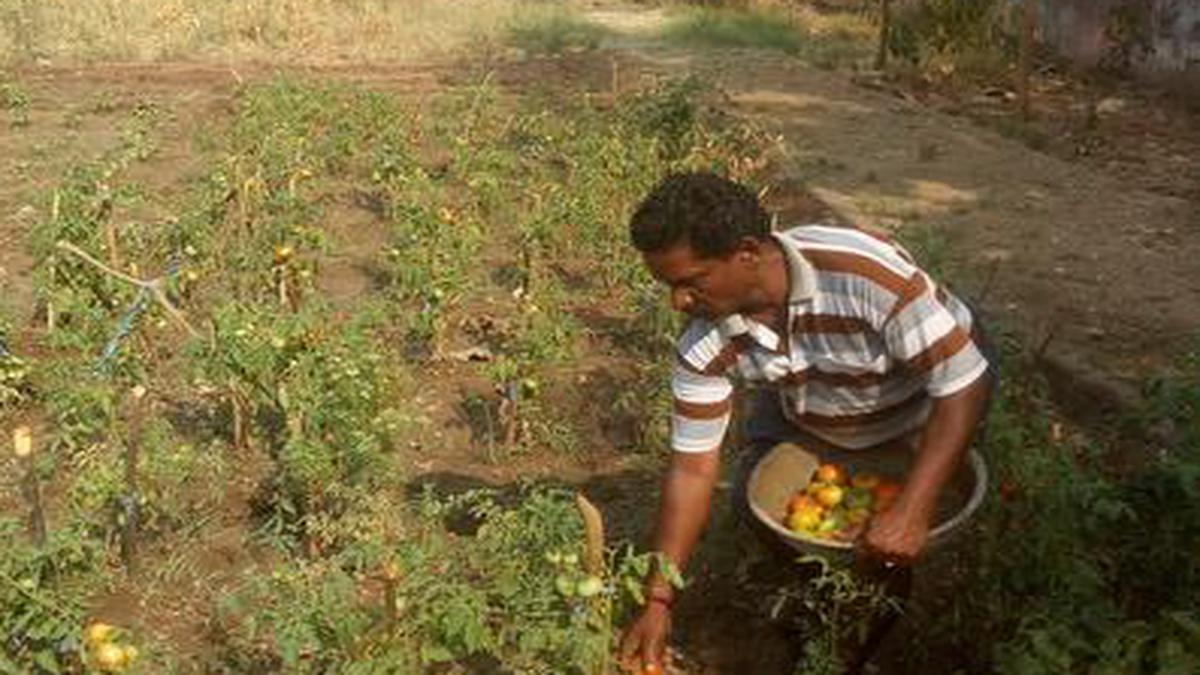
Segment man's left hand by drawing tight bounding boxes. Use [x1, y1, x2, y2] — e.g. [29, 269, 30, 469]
[860, 502, 932, 565]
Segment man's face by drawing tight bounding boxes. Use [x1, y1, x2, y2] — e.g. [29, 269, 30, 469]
[643, 240, 757, 321]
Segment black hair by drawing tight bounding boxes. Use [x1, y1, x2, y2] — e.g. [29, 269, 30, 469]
[629, 172, 770, 258]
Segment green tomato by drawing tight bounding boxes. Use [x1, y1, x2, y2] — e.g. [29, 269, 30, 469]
[576, 576, 604, 598]
[555, 574, 576, 597]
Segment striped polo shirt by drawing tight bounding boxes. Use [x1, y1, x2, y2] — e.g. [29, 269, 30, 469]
[671, 224, 989, 452]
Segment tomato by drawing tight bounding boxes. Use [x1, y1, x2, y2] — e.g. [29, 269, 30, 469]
[873, 481, 902, 505]
[274, 245, 295, 265]
[815, 463, 846, 485]
[93, 642, 129, 672]
[851, 473, 880, 490]
[554, 574, 576, 597]
[787, 509, 821, 532]
[805, 481, 824, 497]
[85, 622, 116, 647]
[644, 664, 664, 675]
[815, 484, 844, 508]
[576, 576, 604, 598]
[787, 493, 819, 513]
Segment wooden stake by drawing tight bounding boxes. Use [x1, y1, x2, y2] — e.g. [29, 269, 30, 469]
[1019, 0, 1037, 120]
[575, 493, 605, 577]
[229, 380, 248, 450]
[120, 385, 147, 576]
[875, 0, 891, 70]
[380, 559, 401, 633]
[14, 426, 46, 547]
[45, 267, 56, 332]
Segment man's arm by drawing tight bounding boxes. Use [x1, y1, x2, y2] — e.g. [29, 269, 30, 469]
[619, 448, 721, 671]
[862, 372, 991, 562]
[649, 448, 723, 595]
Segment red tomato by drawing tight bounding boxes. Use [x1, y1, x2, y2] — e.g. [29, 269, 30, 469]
[815, 463, 846, 485]
[873, 481, 902, 512]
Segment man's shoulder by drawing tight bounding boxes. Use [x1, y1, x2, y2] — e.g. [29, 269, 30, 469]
[777, 224, 919, 279]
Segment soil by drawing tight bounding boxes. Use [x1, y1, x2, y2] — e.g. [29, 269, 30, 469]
[1, 4, 1198, 673]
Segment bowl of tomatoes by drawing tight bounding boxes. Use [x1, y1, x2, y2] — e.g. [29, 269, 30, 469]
[745, 439, 988, 557]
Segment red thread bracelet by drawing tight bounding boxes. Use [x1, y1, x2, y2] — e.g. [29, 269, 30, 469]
[646, 592, 673, 609]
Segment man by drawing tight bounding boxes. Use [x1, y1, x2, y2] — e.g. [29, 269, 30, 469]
[618, 172, 994, 672]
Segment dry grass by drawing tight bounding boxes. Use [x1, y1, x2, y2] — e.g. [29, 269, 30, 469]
[660, 0, 875, 67]
[0, 0, 545, 66]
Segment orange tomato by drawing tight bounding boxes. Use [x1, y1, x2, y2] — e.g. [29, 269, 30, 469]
[788, 493, 819, 513]
[815, 484, 845, 508]
[644, 664, 664, 675]
[815, 463, 846, 485]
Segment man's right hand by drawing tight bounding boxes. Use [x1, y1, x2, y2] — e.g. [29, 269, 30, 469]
[619, 602, 671, 673]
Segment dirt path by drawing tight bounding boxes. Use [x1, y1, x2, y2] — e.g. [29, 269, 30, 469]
[581, 7, 1200, 414]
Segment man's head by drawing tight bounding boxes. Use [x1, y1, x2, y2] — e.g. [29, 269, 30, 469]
[630, 172, 772, 321]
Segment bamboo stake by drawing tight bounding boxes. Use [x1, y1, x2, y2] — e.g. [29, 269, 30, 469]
[14, 426, 46, 547]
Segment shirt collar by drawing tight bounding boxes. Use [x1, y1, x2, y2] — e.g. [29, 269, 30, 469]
[770, 230, 817, 304]
[708, 231, 815, 356]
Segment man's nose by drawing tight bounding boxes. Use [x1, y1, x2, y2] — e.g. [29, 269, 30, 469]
[670, 287, 693, 313]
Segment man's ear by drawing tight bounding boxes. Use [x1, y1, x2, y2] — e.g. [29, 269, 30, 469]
[734, 236, 763, 263]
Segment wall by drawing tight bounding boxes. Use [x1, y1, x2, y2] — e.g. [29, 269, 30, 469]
[1039, 0, 1200, 97]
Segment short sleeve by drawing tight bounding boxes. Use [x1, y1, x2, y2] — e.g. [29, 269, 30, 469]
[882, 274, 989, 398]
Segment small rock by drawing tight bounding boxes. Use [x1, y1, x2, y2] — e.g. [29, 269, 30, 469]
[981, 248, 1011, 264]
[1096, 97, 1125, 116]
[447, 346, 493, 362]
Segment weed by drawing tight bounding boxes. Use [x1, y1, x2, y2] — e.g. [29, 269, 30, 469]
[507, 5, 609, 55]
[0, 518, 102, 673]
[887, 0, 1015, 80]
[1, 78, 30, 127]
[215, 487, 673, 672]
[662, 6, 806, 55]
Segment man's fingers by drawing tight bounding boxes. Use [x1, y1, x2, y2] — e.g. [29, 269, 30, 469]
[618, 627, 646, 673]
[644, 631, 666, 669]
[618, 634, 638, 669]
